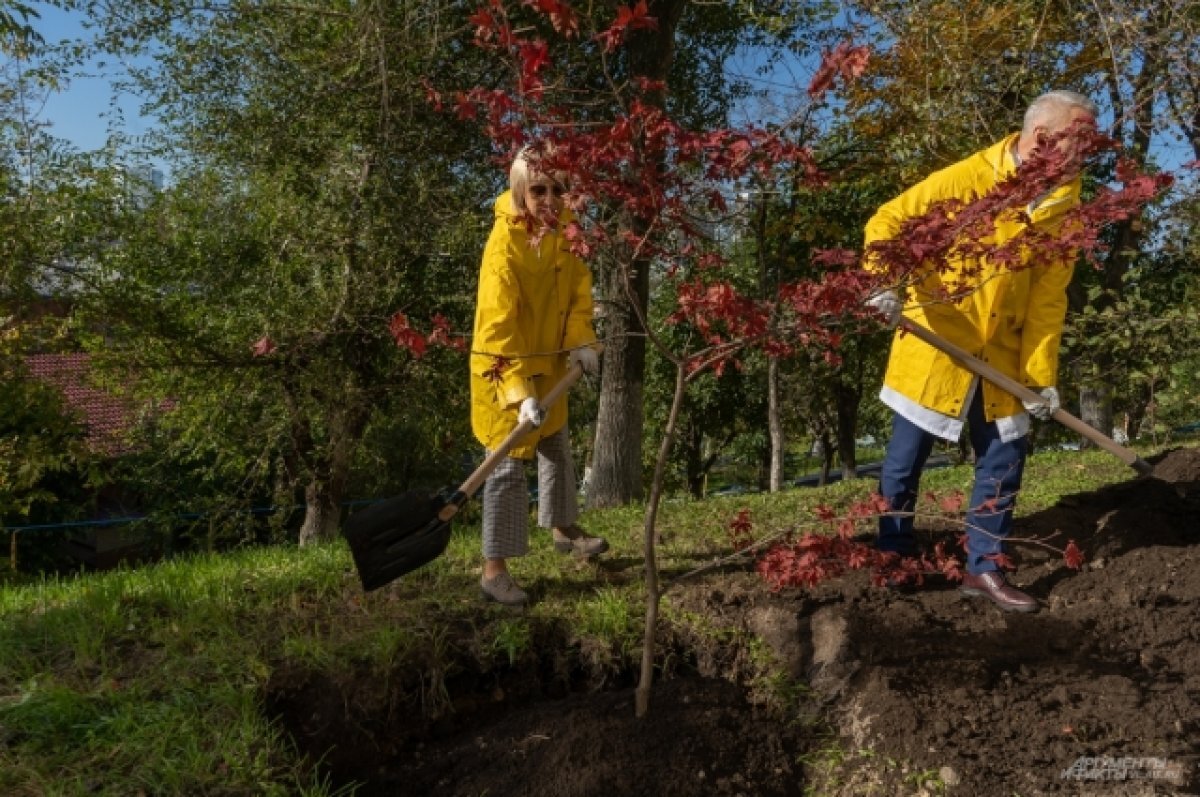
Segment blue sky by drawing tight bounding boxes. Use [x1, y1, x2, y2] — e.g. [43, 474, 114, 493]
[29, 2, 155, 153]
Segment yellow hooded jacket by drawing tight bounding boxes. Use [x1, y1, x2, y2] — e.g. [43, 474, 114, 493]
[470, 190, 597, 459]
[865, 134, 1081, 421]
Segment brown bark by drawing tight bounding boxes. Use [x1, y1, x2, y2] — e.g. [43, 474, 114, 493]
[835, 384, 860, 482]
[768, 356, 784, 492]
[289, 382, 370, 546]
[587, 256, 650, 508]
[636, 363, 684, 718]
[585, 0, 687, 509]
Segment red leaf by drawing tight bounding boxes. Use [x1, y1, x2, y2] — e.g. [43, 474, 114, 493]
[728, 508, 754, 550]
[983, 552, 1016, 571]
[938, 491, 965, 513]
[594, 1, 657, 52]
[483, 355, 512, 382]
[387, 312, 428, 357]
[251, 336, 275, 357]
[527, 0, 579, 37]
[808, 41, 870, 100]
[1063, 540, 1085, 570]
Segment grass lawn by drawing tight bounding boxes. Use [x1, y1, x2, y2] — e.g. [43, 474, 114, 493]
[0, 447, 1142, 795]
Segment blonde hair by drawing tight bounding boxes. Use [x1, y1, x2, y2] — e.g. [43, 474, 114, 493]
[508, 147, 536, 215]
[508, 144, 565, 215]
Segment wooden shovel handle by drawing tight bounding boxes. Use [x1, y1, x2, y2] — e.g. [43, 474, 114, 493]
[900, 320, 1153, 476]
[438, 359, 588, 522]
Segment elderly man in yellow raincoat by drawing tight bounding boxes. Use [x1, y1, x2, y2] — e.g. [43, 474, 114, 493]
[471, 147, 606, 606]
[865, 90, 1098, 613]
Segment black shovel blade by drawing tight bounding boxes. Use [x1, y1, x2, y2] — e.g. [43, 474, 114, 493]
[343, 490, 453, 592]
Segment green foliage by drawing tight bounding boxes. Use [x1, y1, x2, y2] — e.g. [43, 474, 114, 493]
[0, 1, 39, 48]
[42, 0, 497, 542]
[1062, 244, 1200, 440]
[0, 351, 86, 522]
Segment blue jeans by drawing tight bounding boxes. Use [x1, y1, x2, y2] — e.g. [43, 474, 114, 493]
[878, 389, 1027, 574]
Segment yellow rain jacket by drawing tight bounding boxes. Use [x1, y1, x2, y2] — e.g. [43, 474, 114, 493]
[470, 190, 597, 459]
[865, 134, 1081, 421]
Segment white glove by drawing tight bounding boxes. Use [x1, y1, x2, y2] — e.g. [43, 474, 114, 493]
[1022, 386, 1060, 420]
[866, 290, 903, 327]
[569, 346, 599, 375]
[518, 396, 544, 427]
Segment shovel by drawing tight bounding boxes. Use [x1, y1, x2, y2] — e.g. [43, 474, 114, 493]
[900, 319, 1153, 476]
[344, 361, 586, 591]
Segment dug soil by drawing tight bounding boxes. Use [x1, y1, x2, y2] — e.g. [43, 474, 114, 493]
[272, 447, 1200, 796]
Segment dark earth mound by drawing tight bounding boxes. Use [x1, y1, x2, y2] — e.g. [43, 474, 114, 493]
[273, 446, 1200, 796]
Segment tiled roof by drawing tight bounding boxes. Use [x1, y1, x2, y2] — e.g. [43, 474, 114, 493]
[25, 353, 140, 456]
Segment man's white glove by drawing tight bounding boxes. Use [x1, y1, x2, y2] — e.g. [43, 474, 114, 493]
[866, 290, 903, 327]
[518, 396, 544, 427]
[1022, 387, 1060, 420]
[569, 346, 599, 376]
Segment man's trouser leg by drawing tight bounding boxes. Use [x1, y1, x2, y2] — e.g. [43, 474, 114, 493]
[878, 411, 935, 555]
[964, 390, 1027, 574]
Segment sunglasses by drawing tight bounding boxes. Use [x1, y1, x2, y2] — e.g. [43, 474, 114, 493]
[529, 183, 568, 198]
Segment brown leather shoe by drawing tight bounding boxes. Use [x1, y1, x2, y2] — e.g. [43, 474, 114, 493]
[960, 571, 1039, 613]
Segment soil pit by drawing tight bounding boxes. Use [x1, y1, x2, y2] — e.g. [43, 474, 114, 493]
[272, 447, 1200, 796]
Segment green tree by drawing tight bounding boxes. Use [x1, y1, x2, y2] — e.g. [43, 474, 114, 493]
[59, 0, 493, 544]
[841, 0, 1198, 443]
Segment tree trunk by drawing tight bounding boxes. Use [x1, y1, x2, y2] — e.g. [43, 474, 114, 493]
[1076, 364, 1113, 450]
[588, 266, 649, 507]
[299, 480, 341, 545]
[636, 363, 685, 718]
[297, 401, 370, 546]
[684, 423, 705, 499]
[586, 0, 686, 509]
[818, 430, 833, 486]
[768, 355, 784, 492]
[833, 382, 860, 481]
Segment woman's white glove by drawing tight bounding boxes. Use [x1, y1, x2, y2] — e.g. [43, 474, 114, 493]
[569, 346, 599, 375]
[1022, 387, 1060, 420]
[866, 290, 903, 327]
[518, 396, 544, 427]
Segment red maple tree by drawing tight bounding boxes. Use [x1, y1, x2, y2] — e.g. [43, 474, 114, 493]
[439, 0, 1173, 712]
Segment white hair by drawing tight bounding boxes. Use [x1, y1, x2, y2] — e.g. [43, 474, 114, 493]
[1022, 90, 1098, 135]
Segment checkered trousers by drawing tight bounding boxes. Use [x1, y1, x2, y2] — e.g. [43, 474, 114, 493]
[481, 427, 580, 559]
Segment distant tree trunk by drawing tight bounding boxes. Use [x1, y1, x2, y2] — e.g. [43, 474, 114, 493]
[586, 0, 686, 509]
[1076, 367, 1113, 450]
[833, 381, 861, 481]
[768, 356, 784, 492]
[684, 423, 705, 498]
[297, 401, 369, 546]
[817, 430, 834, 486]
[299, 481, 341, 545]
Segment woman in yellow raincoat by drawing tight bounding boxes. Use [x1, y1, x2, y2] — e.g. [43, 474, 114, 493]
[472, 147, 606, 606]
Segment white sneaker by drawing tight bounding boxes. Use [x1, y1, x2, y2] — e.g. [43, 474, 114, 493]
[552, 525, 609, 556]
[480, 572, 529, 605]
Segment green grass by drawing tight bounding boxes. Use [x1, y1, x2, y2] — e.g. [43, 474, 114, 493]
[0, 447, 1145, 795]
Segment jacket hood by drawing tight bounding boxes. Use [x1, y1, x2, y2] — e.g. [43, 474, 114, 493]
[983, 133, 1021, 180]
[494, 189, 520, 221]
